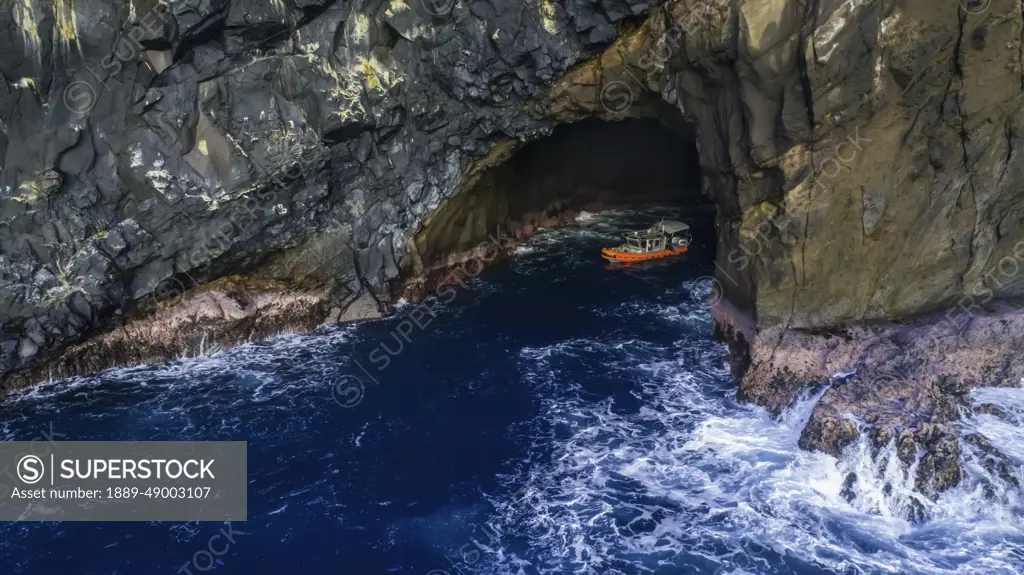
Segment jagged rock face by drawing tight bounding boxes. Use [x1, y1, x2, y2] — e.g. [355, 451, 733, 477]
[638, 0, 1024, 497]
[644, 0, 1024, 330]
[0, 0, 1021, 494]
[0, 0, 655, 383]
[542, 0, 1024, 327]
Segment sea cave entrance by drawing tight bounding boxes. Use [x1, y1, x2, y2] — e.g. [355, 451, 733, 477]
[409, 117, 713, 276]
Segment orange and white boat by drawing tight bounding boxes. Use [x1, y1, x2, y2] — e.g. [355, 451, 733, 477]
[601, 220, 691, 263]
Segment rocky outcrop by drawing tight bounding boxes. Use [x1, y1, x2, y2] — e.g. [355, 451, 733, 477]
[1, 0, 1022, 497]
[695, 0, 1024, 497]
[1, 275, 333, 391]
[742, 305, 1024, 498]
[0, 0, 658, 381]
[544, 0, 1024, 496]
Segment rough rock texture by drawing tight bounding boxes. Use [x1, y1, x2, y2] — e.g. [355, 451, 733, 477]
[2, 0, 1023, 496]
[0, 0, 661, 380]
[4, 275, 331, 390]
[742, 305, 1024, 497]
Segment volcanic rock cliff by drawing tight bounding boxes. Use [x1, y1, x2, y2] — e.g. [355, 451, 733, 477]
[1, 0, 1023, 501]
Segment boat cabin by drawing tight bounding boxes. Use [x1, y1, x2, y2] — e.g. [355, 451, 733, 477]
[601, 219, 691, 262]
[617, 221, 690, 254]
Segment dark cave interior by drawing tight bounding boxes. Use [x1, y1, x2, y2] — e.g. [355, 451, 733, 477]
[412, 118, 712, 272]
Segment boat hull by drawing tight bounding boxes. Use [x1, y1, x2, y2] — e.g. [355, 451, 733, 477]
[600, 245, 688, 263]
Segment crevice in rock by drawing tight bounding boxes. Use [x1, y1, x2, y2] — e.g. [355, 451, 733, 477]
[950, 7, 977, 297]
[798, 0, 819, 131]
[351, 248, 384, 312]
[998, 116, 1014, 190]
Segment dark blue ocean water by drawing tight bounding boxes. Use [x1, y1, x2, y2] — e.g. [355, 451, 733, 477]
[1, 211, 1021, 575]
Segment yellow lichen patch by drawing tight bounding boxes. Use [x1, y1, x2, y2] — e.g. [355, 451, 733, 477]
[12, 77, 37, 91]
[350, 13, 370, 40]
[54, 0, 80, 47]
[269, 126, 294, 144]
[14, 0, 40, 54]
[385, 0, 408, 18]
[13, 179, 42, 203]
[361, 58, 382, 91]
[197, 139, 209, 155]
[300, 41, 321, 62]
[777, 143, 810, 180]
[359, 54, 402, 92]
[539, 0, 559, 34]
[318, 58, 366, 121]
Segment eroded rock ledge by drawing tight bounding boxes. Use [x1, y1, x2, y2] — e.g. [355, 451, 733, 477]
[0, 276, 333, 392]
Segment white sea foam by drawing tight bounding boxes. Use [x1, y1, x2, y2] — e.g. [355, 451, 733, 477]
[966, 387, 1024, 464]
[462, 260, 1024, 575]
